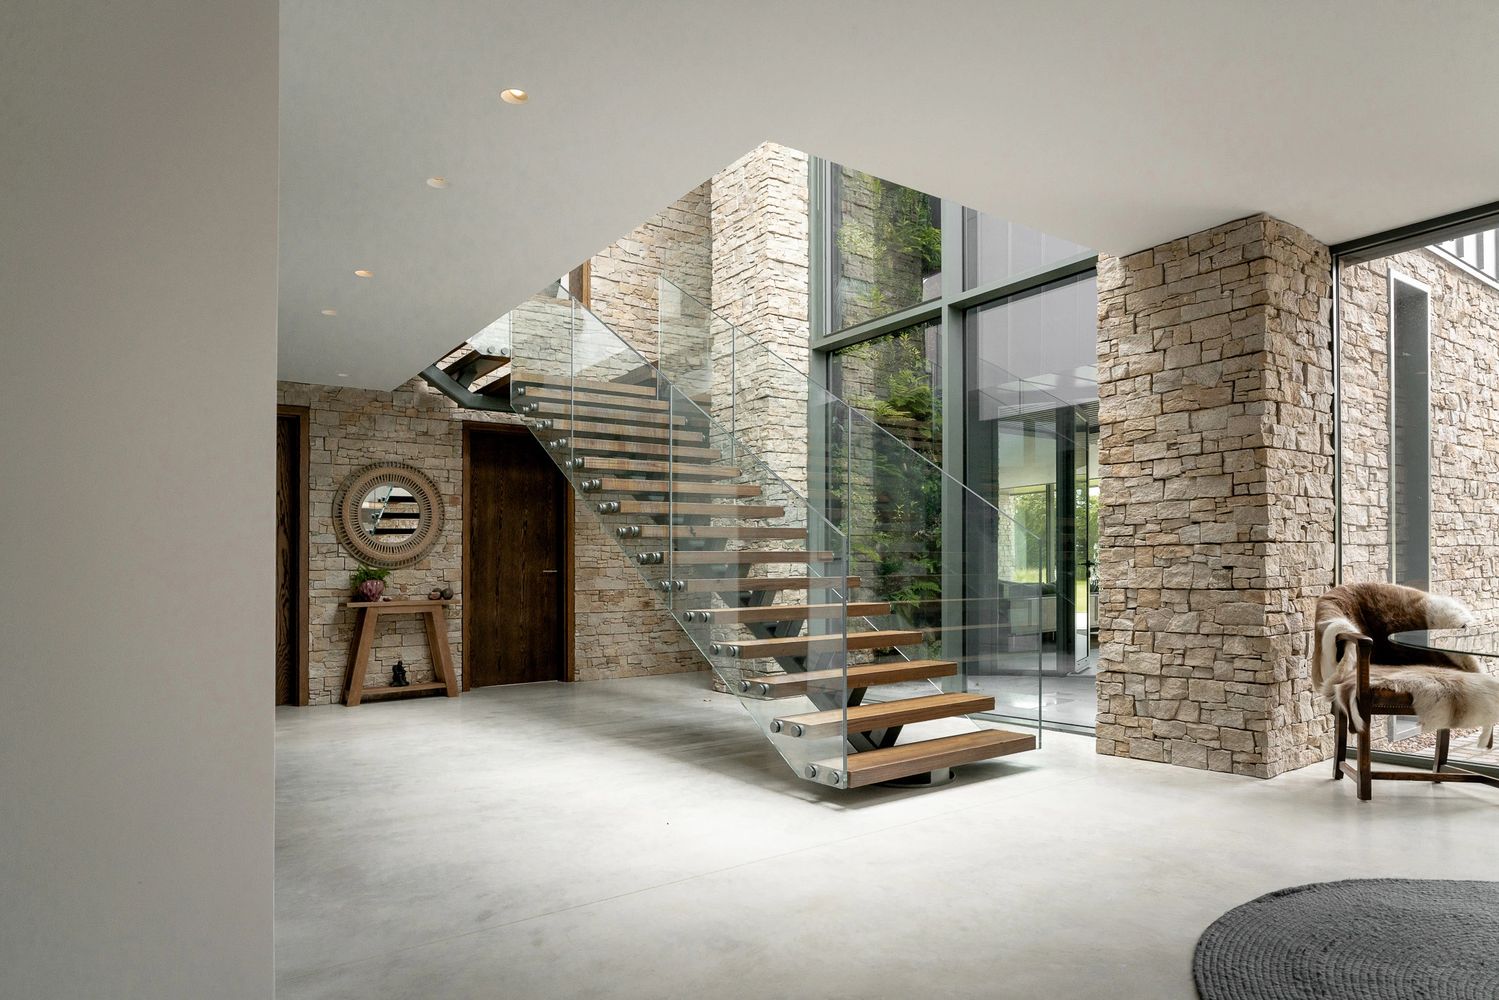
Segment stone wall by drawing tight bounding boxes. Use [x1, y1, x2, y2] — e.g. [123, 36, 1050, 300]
[278, 377, 702, 705]
[581, 142, 811, 499]
[709, 143, 812, 495]
[279, 142, 816, 706]
[1094, 214, 1335, 777]
[588, 181, 713, 363]
[1338, 248, 1499, 611]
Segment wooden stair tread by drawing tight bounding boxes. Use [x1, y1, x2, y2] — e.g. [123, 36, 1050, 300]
[661, 550, 836, 565]
[445, 349, 511, 384]
[746, 659, 957, 696]
[585, 477, 762, 498]
[474, 368, 513, 396]
[630, 525, 808, 540]
[576, 457, 742, 478]
[523, 400, 690, 426]
[515, 372, 711, 406]
[615, 364, 712, 404]
[722, 629, 923, 659]
[603, 500, 785, 518]
[561, 438, 722, 462]
[516, 373, 660, 398]
[516, 386, 671, 412]
[528, 418, 704, 444]
[695, 601, 890, 623]
[837, 729, 1037, 787]
[678, 575, 861, 594]
[775, 692, 994, 739]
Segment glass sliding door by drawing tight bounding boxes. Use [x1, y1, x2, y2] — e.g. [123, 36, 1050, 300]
[1337, 220, 1499, 760]
[963, 273, 1100, 728]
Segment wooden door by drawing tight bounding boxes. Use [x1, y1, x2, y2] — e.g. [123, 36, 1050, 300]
[275, 412, 304, 705]
[465, 427, 567, 686]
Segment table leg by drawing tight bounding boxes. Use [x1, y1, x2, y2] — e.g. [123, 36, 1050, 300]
[346, 608, 378, 706]
[426, 607, 459, 697]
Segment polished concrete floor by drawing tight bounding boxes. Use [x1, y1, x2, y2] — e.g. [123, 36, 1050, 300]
[974, 670, 1098, 729]
[276, 673, 1499, 1000]
[974, 640, 1101, 729]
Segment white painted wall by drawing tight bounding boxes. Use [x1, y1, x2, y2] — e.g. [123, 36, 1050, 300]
[0, 2, 277, 997]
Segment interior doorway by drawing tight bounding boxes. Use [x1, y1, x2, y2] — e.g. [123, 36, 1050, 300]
[463, 424, 573, 688]
[276, 406, 309, 706]
[970, 399, 1100, 729]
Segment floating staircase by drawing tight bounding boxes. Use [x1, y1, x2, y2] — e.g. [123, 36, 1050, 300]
[429, 283, 1042, 790]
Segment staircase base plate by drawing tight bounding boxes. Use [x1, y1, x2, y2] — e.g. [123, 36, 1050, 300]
[876, 767, 954, 788]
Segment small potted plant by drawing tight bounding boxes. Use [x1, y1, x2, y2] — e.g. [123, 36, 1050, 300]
[350, 565, 390, 603]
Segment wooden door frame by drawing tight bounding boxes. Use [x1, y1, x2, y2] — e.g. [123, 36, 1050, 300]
[462, 421, 575, 690]
[277, 404, 311, 706]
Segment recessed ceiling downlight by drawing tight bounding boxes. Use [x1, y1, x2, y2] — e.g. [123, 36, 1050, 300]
[336, 373, 350, 379]
[426, 176, 449, 189]
[354, 269, 373, 278]
[500, 88, 529, 105]
[320, 308, 337, 316]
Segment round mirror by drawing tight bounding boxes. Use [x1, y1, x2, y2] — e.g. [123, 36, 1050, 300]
[358, 483, 420, 544]
[333, 463, 444, 569]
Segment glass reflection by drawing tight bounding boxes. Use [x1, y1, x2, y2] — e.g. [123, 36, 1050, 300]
[963, 208, 1090, 290]
[1337, 223, 1499, 761]
[830, 167, 942, 330]
[964, 275, 1100, 728]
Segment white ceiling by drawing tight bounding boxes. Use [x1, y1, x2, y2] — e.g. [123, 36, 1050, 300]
[280, 0, 1499, 388]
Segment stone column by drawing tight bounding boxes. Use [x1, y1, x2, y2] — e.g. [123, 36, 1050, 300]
[709, 142, 811, 494]
[1094, 214, 1335, 777]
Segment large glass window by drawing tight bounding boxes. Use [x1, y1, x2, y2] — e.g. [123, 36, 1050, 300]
[830, 167, 942, 330]
[827, 321, 941, 461]
[1337, 222, 1499, 760]
[964, 274, 1100, 729]
[967, 272, 1099, 411]
[812, 158, 1100, 732]
[963, 209, 1090, 290]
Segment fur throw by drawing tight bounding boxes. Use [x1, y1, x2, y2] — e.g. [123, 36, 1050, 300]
[1314, 582, 1499, 740]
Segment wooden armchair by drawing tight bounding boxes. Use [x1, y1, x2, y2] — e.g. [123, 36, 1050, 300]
[1332, 634, 1447, 799]
[1319, 583, 1499, 801]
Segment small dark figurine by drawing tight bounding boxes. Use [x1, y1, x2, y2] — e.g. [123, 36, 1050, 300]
[440, 586, 454, 600]
[391, 660, 409, 687]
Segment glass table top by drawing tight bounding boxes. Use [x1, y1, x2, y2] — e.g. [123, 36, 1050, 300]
[1389, 628, 1499, 658]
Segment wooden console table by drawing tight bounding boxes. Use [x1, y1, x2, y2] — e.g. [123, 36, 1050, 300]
[343, 599, 458, 706]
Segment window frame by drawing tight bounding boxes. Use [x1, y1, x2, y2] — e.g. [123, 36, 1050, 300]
[809, 157, 1101, 733]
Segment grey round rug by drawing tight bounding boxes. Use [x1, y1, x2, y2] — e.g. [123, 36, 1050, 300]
[1194, 879, 1499, 1000]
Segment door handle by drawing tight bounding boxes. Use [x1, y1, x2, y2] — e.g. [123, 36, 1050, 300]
[541, 569, 559, 574]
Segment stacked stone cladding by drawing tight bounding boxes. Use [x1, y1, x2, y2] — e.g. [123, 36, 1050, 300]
[708, 143, 812, 497]
[588, 180, 712, 365]
[281, 143, 820, 705]
[585, 142, 811, 497]
[1094, 214, 1335, 777]
[277, 377, 703, 705]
